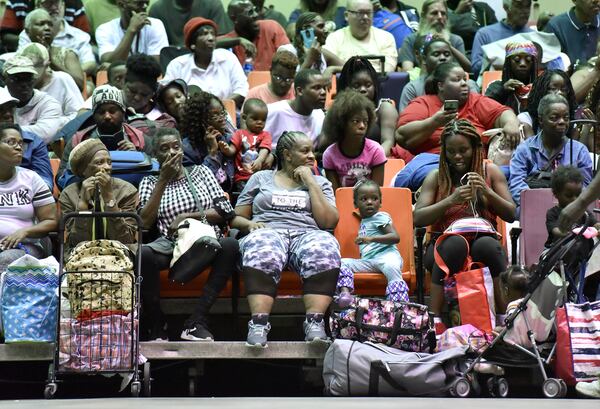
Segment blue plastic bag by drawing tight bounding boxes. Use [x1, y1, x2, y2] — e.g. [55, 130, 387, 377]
[1, 255, 59, 343]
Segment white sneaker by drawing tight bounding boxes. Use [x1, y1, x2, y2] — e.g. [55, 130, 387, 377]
[576, 379, 600, 398]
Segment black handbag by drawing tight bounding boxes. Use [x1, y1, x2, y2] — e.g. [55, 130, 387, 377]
[168, 169, 221, 284]
[524, 144, 565, 189]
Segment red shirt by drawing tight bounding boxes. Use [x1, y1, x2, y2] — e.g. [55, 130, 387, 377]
[231, 129, 272, 182]
[219, 20, 290, 71]
[397, 93, 510, 155]
[0, 0, 90, 34]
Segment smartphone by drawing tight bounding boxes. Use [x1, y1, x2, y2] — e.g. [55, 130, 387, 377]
[300, 27, 316, 49]
[99, 133, 125, 151]
[444, 99, 459, 111]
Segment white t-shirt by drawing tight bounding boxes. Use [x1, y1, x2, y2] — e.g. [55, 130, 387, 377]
[41, 71, 84, 119]
[96, 17, 169, 58]
[264, 100, 325, 149]
[0, 167, 55, 239]
[163, 50, 248, 100]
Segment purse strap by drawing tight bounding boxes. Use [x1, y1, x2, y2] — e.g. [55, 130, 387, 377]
[433, 233, 471, 278]
[530, 139, 567, 173]
[184, 167, 203, 213]
[184, 167, 212, 223]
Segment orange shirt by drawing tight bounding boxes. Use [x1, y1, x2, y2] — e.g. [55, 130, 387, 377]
[246, 82, 295, 104]
[220, 20, 290, 71]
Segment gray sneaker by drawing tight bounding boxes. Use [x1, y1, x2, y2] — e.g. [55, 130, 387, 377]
[246, 320, 271, 348]
[303, 318, 329, 343]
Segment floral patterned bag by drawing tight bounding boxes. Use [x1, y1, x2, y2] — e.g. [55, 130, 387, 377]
[329, 297, 436, 353]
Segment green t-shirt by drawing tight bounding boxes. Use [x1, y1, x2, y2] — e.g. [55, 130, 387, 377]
[149, 0, 233, 46]
[82, 0, 121, 39]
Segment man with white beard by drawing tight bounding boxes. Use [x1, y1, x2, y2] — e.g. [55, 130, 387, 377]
[397, 0, 470, 73]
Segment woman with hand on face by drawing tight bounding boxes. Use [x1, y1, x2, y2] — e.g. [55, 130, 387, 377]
[138, 128, 239, 342]
[232, 131, 341, 348]
[58, 138, 138, 253]
[0, 123, 57, 272]
[180, 91, 234, 193]
[396, 62, 520, 161]
[414, 119, 516, 322]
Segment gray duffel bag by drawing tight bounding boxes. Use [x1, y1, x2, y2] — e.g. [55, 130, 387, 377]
[323, 339, 469, 396]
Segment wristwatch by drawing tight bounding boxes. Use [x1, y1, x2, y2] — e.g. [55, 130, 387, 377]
[106, 199, 116, 208]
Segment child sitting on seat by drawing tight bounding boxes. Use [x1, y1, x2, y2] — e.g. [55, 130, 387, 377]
[219, 99, 272, 192]
[336, 180, 409, 307]
[545, 166, 598, 273]
[321, 90, 386, 189]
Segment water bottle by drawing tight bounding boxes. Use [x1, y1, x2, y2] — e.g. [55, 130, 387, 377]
[241, 140, 258, 170]
[243, 57, 254, 76]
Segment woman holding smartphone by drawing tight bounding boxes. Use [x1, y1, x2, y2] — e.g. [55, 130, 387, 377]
[279, 12, 343, 76]
[413, 119, 516, 323]
[395, 62, 521, 160]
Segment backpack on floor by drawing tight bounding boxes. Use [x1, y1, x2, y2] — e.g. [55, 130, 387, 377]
[329, 297, 436, 353]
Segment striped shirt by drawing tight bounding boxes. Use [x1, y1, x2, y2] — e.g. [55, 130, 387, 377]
[1, 0, 89, 34]
[0, 167, 55, 239]
[138, 165, 234, 238]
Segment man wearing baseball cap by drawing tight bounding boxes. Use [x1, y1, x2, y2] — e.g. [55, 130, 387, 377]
[2, 54, 67, 145]
[163, 17, 248, 107]
[57, 84, 148, 184]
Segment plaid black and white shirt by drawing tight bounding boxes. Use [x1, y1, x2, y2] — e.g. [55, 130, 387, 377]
[138, 165, 234, 238]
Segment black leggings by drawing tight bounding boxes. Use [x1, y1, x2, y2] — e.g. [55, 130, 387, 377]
[140, 237, 239, 326]
[424, 235, 508, 285]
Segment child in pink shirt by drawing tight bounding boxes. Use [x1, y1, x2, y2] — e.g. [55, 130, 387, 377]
[322, 90, 386, 189]
[219, 99, 272, 192]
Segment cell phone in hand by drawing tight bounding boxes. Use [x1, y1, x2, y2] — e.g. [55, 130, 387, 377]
[99, 133, 125, 151]
[444, 99, 459, 111]
[301, 27, 316, 49]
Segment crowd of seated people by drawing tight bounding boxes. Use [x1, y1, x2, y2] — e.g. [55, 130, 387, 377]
[0, 0, 599, 398]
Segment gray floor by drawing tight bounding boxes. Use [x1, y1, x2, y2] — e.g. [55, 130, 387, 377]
[1, 397, 599, 409]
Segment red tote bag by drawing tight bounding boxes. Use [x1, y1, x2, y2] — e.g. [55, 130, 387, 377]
[434, 233, 496, 334]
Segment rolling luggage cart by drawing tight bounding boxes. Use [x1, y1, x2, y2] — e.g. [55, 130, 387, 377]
[44, 211, 149, 398]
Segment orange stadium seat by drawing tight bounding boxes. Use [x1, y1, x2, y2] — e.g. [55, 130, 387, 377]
[248, 71, 271, 89]
[383, 158, 405, 187]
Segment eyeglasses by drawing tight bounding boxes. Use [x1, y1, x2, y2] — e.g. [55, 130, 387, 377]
[208, 109, 227, 120]
[240, 6, 258, 17]
[272, 74, 294, 83]
[347, 10, 373, 18]
[0, 138, 24, 148]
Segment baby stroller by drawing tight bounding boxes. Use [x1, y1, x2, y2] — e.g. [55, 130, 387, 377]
[450, 222, 597, 399]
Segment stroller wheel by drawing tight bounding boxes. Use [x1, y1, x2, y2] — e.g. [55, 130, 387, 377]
[558, 379, 567, 397]
[543, 378, 562, 398]
[453, 377, 471, 398]
[44, 382, 57, 399]
[131, 381, 141, 397]
[487, 377, 508, 397]
[497, 378, 509, 398]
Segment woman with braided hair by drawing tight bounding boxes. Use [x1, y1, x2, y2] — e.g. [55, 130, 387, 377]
[485, 41, 539, 115]
[180, 91, 234, 192]
[414, 119, 516, 318]
[520, 69, 577, 138]
[232, 131, 341, 348]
